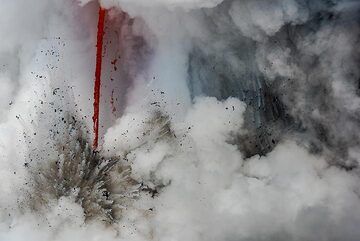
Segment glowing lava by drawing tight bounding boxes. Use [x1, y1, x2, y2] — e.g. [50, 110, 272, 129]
[92, 7, 106, 149]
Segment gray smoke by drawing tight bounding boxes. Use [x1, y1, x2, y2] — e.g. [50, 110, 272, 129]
[100, 0, 360, 162]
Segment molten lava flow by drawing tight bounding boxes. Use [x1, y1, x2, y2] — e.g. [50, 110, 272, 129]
[92, 7, 106, 149]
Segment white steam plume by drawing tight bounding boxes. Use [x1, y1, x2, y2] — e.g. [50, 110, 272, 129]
[0, 0, 360, 241]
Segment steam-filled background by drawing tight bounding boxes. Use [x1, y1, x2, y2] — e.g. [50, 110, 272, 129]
[0, 0, 360, 240]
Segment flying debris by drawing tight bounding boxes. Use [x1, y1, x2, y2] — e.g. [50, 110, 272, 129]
[26, 115, 139, 224]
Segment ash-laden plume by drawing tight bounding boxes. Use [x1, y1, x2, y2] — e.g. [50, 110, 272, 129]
[110, 0, 360, 165]
[183, 0, 360, 164]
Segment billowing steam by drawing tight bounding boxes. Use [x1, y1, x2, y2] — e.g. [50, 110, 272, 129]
[0, 0, 360, 240]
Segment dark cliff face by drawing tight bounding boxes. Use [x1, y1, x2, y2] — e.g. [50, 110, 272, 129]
[186, 0, 360, 162]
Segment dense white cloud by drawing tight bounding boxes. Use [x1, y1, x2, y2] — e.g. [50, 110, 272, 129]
[229, 0, 308, 41]
[0, 0, 359, 240]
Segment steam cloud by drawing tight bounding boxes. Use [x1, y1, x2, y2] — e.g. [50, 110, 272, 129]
[0, 0, 360, 240]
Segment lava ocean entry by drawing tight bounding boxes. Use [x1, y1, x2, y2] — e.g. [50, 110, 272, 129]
[0, 0, 360, 241]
